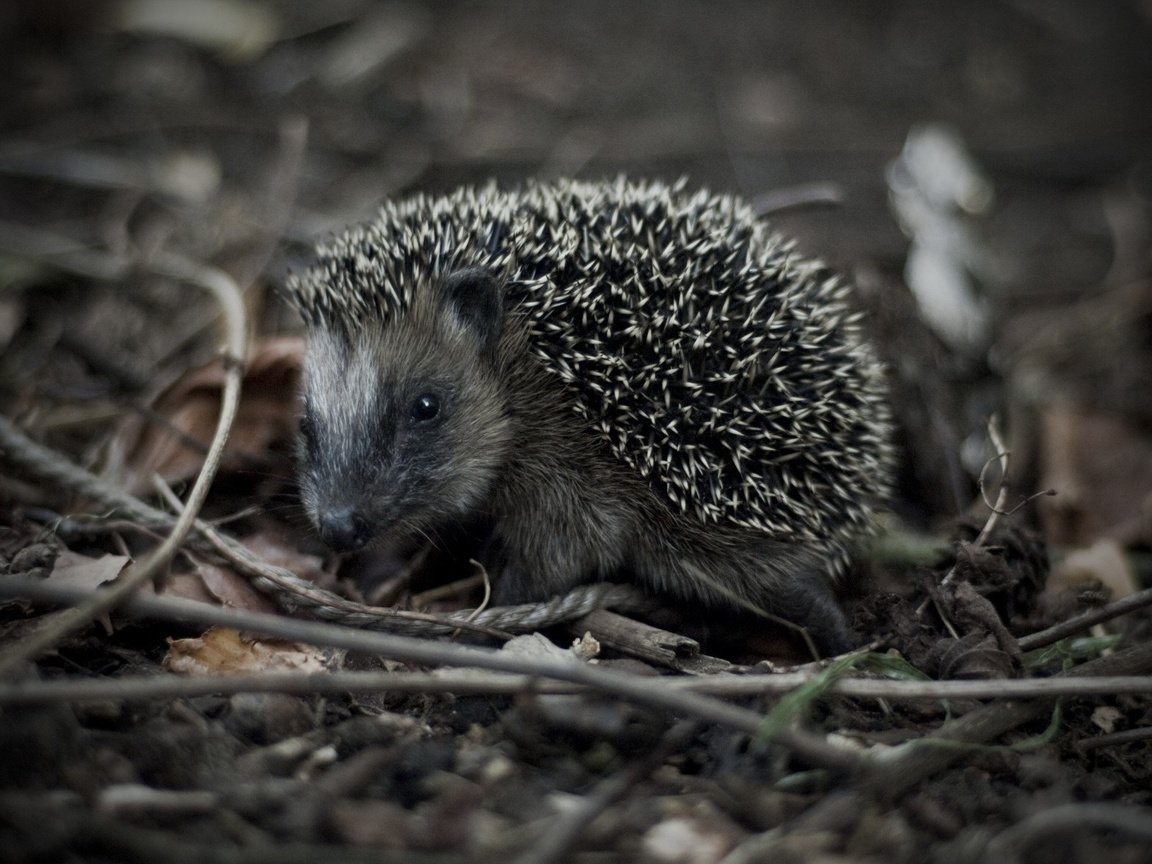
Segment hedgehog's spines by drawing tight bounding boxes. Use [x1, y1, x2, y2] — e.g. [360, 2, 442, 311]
[286, 178, 894, 575]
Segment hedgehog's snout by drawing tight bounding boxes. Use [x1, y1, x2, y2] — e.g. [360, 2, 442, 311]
[317, 507, 373, 553]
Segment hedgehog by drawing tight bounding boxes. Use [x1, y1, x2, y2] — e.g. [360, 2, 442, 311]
[287, 177, 894, 653]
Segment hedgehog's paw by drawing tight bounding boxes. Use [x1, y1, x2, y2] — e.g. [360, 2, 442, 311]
[769, 577, 854, 657]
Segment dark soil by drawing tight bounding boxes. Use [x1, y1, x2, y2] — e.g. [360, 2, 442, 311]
[2, 2, 1151, 862]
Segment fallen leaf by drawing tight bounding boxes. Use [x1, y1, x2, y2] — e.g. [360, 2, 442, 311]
[162, 572, 218, 605]
[49, 550, 132, 590]
[240, 531, 326, 583]
[191, 560, 282, 615]
[1039, 402, 1152, 548]
[1091, 705, 1123, 734]
[112, 336, 303, 494]
[1049, 539, 1138, 601]
[164, 626, 342, 675]
[39, 550, 134, 634]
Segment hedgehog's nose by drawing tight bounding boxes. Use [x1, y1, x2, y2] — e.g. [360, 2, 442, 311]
[318, 508, 371, 553]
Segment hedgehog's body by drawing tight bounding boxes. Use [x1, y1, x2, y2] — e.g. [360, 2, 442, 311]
[289, 178, 894, 652]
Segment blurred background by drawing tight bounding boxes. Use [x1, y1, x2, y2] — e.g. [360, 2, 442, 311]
[1, 0, 1150, 548]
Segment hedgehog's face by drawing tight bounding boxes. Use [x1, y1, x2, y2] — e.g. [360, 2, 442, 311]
[296, 268, 512, 553]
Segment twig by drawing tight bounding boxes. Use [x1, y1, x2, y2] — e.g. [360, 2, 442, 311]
[569, 609, 729, 673]
[0, 412, 638, 639]
[461, 558, 491, 623]
[0, 577, 861, 778]
[968, 416, 1013, 553]
[984, 803, 1152, 863]
[861, 639, 1152, 800]
[0, 252, 248, 678]
[939, 415, 1009, 592]
[1076, 726, 1152, 752]
[2, 662, 1151, 708]
[912, 418, 1011, 624]
[1018, 585, 1152, 651]
[914, 415, 1052, 634]
[158, 482, 513, 639]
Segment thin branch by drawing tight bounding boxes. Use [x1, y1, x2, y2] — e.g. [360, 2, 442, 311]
[0, 410, 621, 640]
[1077, 726, 1152, 752]
[1018, 585, 1152, 651]
[861, 639, 1152, 800]
[2, 664, 1151, 708]
[0, 577, 862, 777]
[0, 252, 248, 677]
[937, 414, 1009, 594]
[985, 803, 1152, 863]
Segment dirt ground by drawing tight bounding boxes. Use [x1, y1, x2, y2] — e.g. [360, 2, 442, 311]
[1, 1, 1152, 862]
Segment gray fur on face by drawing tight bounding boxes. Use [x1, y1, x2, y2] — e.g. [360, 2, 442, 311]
[298, 282, 513, 546]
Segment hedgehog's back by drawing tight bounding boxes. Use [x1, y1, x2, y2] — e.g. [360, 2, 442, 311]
[293, 179, 893, 562]
[476, 181, 890, 559]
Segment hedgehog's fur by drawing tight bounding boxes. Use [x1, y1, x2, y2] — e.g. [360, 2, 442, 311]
[288, 177, 894, 652]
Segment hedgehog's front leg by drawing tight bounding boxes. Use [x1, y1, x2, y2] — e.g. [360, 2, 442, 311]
[487, 462, 637, 606]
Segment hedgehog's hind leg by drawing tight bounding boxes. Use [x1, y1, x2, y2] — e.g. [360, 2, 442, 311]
[760, 567, 854, 656]
[634, 529, 855, 657]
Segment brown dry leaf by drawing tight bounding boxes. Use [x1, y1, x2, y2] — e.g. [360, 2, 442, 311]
[162, 572, 218, 605]
[49, 549, 132, 590]
[1048, 539, 1138, 601]
[1038, 402, 1152, 548]
[189, 560, 283, 614]
[157, 531, 321, 612]
[164, 626, 341, 675]
[917, 578, 1022, 680]
[114, 336, 303, 494]
[931, 632, 1015, 681]
[194, 560, 282, 613]
[43, 550, 133, 634]
[241, 531, 327, 583]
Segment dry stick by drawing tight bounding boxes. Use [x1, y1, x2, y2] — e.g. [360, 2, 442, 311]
[512, 720, 699, 864]
[0, 253, 248, 678]
[0, 578, 861, 778]
[0, 410, 614, 640]
[4, 665, 1152, 708]
[752, 182, 845, 217]
[861, 639, 1152, 800]
[912, 416, 1011, 631]
[1017, 584, 1152, 651]
[1077, 726, 1152, 752]
[984, 803, 1152, 863]
[149, 479, 509, 640]
[959, 415, 1013, 563]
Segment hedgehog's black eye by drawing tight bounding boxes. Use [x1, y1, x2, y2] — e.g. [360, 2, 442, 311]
[411, 393, 441, 423]
[299, 408, 319, 459]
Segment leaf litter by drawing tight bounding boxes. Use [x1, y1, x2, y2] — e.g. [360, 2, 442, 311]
[1, 2, 1152, 862]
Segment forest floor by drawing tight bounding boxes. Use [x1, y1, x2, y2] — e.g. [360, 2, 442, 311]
[1, 2, 1151, 862]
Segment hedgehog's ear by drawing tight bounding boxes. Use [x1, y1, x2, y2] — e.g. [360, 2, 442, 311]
[439, 267, 504, 352]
